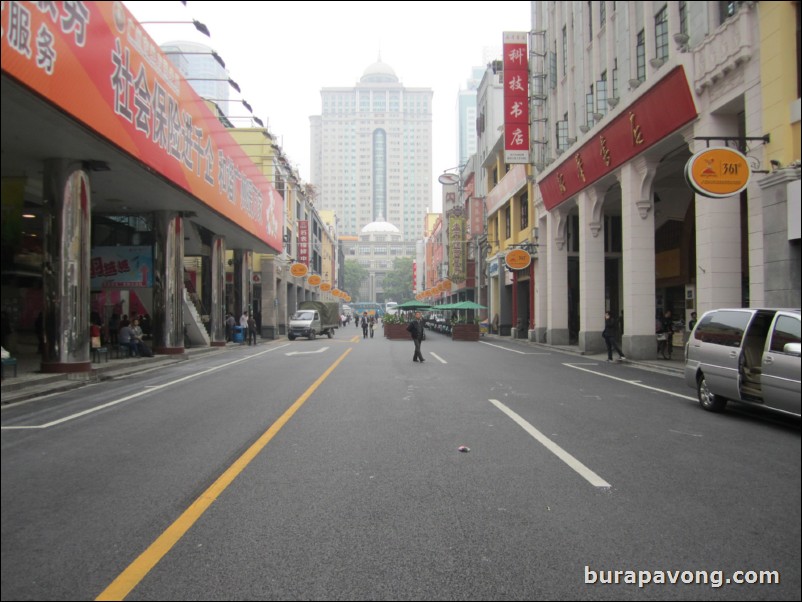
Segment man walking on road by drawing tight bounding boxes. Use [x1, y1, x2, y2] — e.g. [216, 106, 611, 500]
[406, 311, 426, 362]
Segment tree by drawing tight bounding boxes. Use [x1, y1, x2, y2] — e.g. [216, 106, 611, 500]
[381, 257, 414, 303]
[343, 260, 368, 301]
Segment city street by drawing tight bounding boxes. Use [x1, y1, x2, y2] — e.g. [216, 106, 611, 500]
[2, 332, 800, 601]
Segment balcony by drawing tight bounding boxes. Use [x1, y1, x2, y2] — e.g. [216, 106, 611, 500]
[692, 3, 756, 95]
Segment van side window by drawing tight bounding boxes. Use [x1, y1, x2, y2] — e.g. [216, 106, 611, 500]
[769, 316, 801, 353]
[694, 311, 751, 347]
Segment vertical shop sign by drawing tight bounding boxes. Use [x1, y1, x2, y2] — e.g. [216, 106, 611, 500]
[297, 220, 309, 266]
[503, 31, 530, 164]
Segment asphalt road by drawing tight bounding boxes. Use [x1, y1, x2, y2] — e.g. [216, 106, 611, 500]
[2, 332, 800, 601]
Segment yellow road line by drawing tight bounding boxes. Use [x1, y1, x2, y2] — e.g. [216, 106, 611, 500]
[95, 348, 352, 601]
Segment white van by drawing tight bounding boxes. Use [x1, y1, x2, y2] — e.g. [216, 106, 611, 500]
[684, 308, 801, 417]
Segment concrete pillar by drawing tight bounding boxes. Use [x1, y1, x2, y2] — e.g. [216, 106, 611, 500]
[278, 273, 288, 335]
[620, 158, 658, 359]
[261, 256, 278, 339]
[533, 215, 548, 342]
[209, 236, 226, 346]
[287, 280, 298, 316]
[695, 191, 742, 313]
[546, 208, 570, 345]
[578, 187, 607, 354]
[152, 211, 184, 354]
[691, 116, 744, 313]
[41, 160, 92, 373]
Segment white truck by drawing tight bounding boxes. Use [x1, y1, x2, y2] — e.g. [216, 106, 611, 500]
[288, 301, 339, 340]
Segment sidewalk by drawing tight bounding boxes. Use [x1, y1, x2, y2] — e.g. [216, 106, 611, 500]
[477, 332, 686, 376]
[0, 339, 233, 405]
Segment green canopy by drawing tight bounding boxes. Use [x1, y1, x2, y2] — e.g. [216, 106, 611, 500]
[428, 301, 485, 311]
[396, 300, 435, 310]
[449, 300, 487, 310]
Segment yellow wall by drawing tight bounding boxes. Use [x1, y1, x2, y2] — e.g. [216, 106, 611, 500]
[760, 2, 801, 163]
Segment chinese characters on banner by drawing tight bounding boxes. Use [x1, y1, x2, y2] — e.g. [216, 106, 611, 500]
[90, 246, 153, 289]
[0, 1, 283, 251]
[297, 220, 309, 266]
[447, 208, 467, 283]
[537, 67, 697, 211]
[503, 32, 530, 164]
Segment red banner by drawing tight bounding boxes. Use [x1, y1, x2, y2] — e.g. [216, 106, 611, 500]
[539, 67, 697, 211]
[297, 220, 309, 266]
[1, 1, 283, 251]
[503, 32, 529, 164]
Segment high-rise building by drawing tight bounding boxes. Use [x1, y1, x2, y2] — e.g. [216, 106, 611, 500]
[161, 40, 229, 116]
[310, 59, 433, 241]
[457, 67, 484, 167]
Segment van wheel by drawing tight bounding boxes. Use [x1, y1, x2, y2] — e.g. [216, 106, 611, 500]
[327, 330, 333, 338]
[697, 373, 727, 412]
[309, 330, 316, 340]
[288, 334, 296, 341]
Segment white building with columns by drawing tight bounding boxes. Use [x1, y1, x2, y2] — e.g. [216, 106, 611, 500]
[524, 1, 781, 359]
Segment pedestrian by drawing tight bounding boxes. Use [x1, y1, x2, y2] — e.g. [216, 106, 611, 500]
[240, 311, 249, 345]
[406, 311, 426, 362]
[361, 312, 369, 338]
[657, 309, 675, 357]
[108, 312, 120, 346]
[688, 311, 697, 331]
[602, 311, 625, 362]
[247, 312, 258, 345]
[369, 315, 375, 338]
[225, 312, 235, 342]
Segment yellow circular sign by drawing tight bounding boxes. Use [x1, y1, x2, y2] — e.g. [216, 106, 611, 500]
[344, 295, 351, 302]
[505, 249, 531, 270]
[307, 274, 322, 286]
[320, 282, 332, 292]
[290, 263, 308, 278]
[686, 147, 751, 198]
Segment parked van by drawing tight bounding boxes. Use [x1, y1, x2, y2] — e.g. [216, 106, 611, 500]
[684, 308, 801, 417]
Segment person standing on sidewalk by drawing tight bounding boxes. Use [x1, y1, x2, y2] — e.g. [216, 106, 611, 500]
[406, 311, 426, 362]
[247, 312, 258, 345]
[602, 311, 625, 362]
[240, 311, 249, 345]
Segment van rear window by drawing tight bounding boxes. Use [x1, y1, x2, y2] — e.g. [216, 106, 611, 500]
[694, 311, 751, 347]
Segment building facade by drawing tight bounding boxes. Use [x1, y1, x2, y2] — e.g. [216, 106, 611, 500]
[310, 59, 433, 241]
[516, 0, 800, 360]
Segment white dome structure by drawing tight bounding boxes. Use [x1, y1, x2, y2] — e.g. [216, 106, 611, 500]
[361, 220, 400, 235]
[360, 59, 398, 83]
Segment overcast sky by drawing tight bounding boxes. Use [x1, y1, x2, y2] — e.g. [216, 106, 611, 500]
[124, 1, 531, 211]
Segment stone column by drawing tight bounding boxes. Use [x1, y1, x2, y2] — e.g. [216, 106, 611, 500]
[261, 256, 278, 339]
[278, 271, 288, 335]
[152, 211, 184, 354]
[690, 118, 744, 313]
[620, 158, 658, 359]
[533, 215, 548, 342]
[578, 187, 607, 354]
[546, 208, 569, 345]
[209, 236, 226, 346]
[41, 160, 92, 373]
